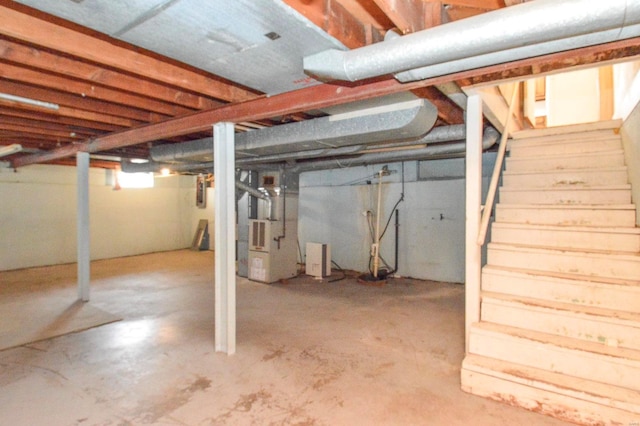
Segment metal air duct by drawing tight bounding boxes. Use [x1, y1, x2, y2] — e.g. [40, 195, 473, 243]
[150, 99, 438, 162]
[283, 127, 500, 173]
[304, 0, 640, 83]
[124, 125, 494, 174]
[120, 160, 213, 174]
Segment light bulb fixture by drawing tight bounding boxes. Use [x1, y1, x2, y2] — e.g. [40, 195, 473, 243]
[160, 168, 171, 176]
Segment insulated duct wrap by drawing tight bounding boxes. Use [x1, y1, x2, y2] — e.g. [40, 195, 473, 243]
[304, 0, 640, 83]
[122, 126, 498, 174]
[287, 126, 500, 173]
[150, 99, 438, 162]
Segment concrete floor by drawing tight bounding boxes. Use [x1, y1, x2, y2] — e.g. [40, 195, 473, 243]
[0, 250, 570, 426]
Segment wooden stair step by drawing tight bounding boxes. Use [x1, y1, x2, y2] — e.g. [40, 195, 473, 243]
[505, 150, 625, 172]
[499, 185, 631, 205]
[487, 242, 640, 281]
[481, 292, 640, 350]
[502, 166, 629, 188]
[461, 354, 640, 424]
[495, 203, 637, 227]
[483, 265, 640, 288]
[509, 137, 622, 158]
[468, 321, 640, 390]
[509, 130, 621, 147]
[482, 265, 640, 314]
[490, 222, 640, 253]
[508, 130, 621, 148]
[511, 120, 622, 140]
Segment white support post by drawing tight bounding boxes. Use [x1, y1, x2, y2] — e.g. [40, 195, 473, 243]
[214, 122, 236, 355]
[465, 94, 483, 354]
[77, 151, 90, 302]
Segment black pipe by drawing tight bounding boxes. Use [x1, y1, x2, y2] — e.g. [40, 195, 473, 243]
[391, 209, 399, 275]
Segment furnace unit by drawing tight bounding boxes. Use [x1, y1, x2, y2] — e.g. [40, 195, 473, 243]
[248, 219, 297, 283]
[247, 171, 298, 283]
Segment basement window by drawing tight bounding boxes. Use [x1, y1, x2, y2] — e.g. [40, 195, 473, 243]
[117, 171, 154, 189]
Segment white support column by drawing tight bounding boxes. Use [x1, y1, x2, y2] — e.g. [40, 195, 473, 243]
[77, 151, 90, 302]
[214, 122, 236, 355]
[465, 94, 483, 354]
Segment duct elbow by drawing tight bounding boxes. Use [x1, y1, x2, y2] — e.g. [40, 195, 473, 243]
[303, 49, 352, 82]
[482, 126, 500, 149]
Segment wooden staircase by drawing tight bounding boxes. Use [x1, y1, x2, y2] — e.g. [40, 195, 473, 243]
[461, 120, 640, 425]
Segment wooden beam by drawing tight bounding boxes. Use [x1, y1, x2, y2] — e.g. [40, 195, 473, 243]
[425, 2, 444, 28]
[411, 86, 464, 124]
[0, 38, 221, 110]
[0, 116, 96, 138]
[0, 62, 193, 116]
[0, 134, 51, 144]
[0, 80, 164, 123]
[13, 37, 640, 168]
[457, 37, 640, 87]
[0, 106, 123, 133]
[0, 3, 258, 103]
[445, 6, 491, 21]
[371, 0, 429, 33]
[0, 123, 84, 141]
[599, 66, 614, 121]
[441, 0, 503, 9]
[281, 0, 382, 48]
[55, 107, 142, 128]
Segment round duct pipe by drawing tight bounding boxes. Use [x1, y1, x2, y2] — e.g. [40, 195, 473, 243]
[304, 0, 640, 83]
[150, 99, 438, 163]
[267, 127, 500, 173]
[123, 126, 498, 174]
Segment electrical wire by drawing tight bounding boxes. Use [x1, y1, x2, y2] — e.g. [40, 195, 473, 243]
[297, 239, 303, 264]
[379, 195, 403, 240]
[337, 172, 379, 187]
[380, 161, 405, 240]
[328, 260, 346, 282]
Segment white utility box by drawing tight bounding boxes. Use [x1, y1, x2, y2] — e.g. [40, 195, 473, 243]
[306, 242, 331, 279]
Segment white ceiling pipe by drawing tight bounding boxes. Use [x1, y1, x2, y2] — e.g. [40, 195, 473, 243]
[0, 144, 23, 158]
[304, 0, 640, 82]
[396, 26, 640, 82]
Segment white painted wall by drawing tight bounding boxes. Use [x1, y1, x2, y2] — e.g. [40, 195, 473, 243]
[298, 158, 493, 283]
[621, 101, 640, 226]
[613, 60, 640, 120]
[546, 68, 601, 127]
[0, 164, 199, 271]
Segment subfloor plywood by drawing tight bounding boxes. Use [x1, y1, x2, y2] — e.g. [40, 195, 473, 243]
[0, 250, 569, 425]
